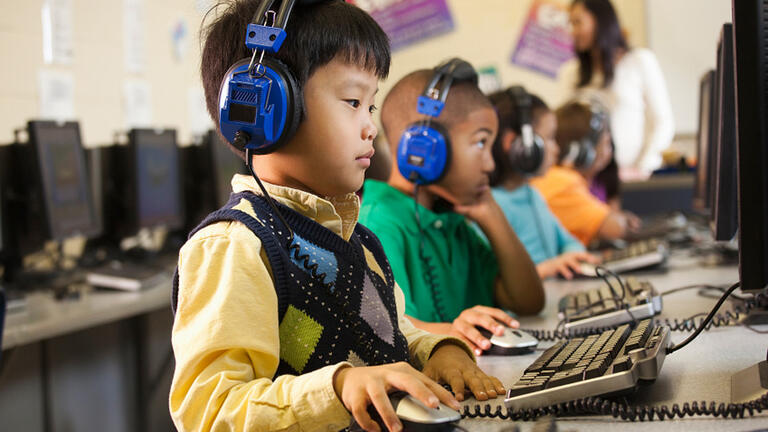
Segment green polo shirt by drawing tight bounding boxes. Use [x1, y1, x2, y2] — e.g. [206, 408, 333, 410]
[359, 180, 498, 322]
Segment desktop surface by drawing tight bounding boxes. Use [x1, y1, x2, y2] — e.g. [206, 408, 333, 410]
[458, 254, 767, 430]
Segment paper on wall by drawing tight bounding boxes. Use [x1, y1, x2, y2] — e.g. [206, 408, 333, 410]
[123, 79, 153, 128]
[123, 0, 145, 73]
[187, 86, 213, 137]
[41, 0, 74, 64]
[38, 69, 75, 120]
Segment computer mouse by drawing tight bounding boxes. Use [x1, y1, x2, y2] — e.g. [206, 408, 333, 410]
[478, 327, 538, 355]
[354, 391, 461, 431]
[577, 263, 598, 277]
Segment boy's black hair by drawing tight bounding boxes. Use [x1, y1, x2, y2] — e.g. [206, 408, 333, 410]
[201, 0, 391, 160]
[488, 89, 549, 186]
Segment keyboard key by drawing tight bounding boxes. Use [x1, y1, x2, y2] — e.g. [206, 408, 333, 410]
[612, 356, 632, 373]
[525, 341, 566, 373]
[507, 381, 545, 397]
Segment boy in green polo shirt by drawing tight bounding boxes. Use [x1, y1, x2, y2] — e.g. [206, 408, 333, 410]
[360, 62, 545, 356]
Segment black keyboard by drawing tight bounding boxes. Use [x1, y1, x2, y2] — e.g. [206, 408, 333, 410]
[625, 213, 688, 242]
[558, 277, 662, 330]
[600, 239, 669, 273]
[505, 319, 670, 410]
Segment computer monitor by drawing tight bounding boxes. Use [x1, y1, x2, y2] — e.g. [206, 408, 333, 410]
[10, 121, 100, 251]
[0, 172, 4, 255]
[101, 129, 183, 240]
[711, 24, 739, 241]
[693, 70, 716, 213]
[181, 131, 247, 231]
[209, 130, 247, 208]
[133, 129, 183, 230]
[732, 0, 768, 295]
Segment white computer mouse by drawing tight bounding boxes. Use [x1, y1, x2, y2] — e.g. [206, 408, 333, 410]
[481, 327, 539, 355]
[391, 393, 461, 427]
[577, 263, 598, 277]
[354, 392, 460, 432]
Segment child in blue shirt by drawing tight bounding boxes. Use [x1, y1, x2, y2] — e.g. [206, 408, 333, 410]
[488, 87, 599, 279]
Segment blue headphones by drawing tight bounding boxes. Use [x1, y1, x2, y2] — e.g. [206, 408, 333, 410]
[218, 0, 303, 155]
[506, 86, 545, 175]
[397, 58, 478, 185]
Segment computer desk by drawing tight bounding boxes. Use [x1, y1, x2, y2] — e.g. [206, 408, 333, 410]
[459, 250, 768, 430]
[0, 280, 174, 431]
[1, 279, 171, 350]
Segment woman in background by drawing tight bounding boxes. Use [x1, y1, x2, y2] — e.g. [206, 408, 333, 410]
[558, 0, 674, 180]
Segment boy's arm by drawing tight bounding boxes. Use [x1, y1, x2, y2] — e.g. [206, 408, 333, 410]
[170, 225, 351, 432]
[457, 190, 545, 316]
[393, 283, 475, 369]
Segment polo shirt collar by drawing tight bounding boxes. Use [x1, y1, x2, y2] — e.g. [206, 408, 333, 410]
[231, 174, 360, 241]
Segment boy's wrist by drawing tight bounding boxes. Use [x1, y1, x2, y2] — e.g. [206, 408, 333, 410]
[332, 364, 353, 400]
[430, 338, 476, 363]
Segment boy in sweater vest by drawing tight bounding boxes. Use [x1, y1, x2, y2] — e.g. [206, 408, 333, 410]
[359, 62, 545, 356]
[170, 2, 503, 431]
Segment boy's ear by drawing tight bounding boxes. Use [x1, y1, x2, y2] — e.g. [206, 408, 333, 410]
[501, 129, 517, 152]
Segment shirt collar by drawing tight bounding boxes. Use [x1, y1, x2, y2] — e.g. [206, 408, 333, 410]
[364, 180, 467, 235]
[231, 174, 360, 241]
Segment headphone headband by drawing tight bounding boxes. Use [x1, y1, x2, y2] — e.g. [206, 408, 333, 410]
[398, 58, 477, 185]
[417, 58, 478, 118]
[502, 85, 544, 175]
[506, 85, 533, 128]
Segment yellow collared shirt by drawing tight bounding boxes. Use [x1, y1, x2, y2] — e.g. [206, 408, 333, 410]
[170, 174, 472, 432]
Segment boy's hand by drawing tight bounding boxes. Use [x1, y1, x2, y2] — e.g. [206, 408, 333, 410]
[449, 306, 519, 356]
[624, 211, 642, 232]
[453, 188, 505, 230]
[333, 362, 460, 432]
[422, 343, 505, 402]
[536, 251, 601, 280]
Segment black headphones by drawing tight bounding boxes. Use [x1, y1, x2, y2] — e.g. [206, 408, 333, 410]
[561, 99, 609, 169]
[218, 0, 305, 155]
[396, 58, 478, 185]
[506, 86, 545, 175]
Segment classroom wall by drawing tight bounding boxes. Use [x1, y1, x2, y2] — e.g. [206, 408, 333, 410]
[380, 0, 647, 111]
[0, 0, 207, 146]
[4, 0, 718, 150]
[647, 0, 732, 134]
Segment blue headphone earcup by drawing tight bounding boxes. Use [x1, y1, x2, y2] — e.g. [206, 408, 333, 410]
[509, 134, 545, 175]
[218, 57, 301, 155]
[397, 122, 451, 185]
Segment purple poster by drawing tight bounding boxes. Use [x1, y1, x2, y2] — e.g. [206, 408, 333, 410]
[352, 0, 455, 51]
[510, 0, 574, 78]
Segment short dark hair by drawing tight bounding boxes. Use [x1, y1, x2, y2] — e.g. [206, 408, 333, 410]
[488, 89, 549, 185]
[554, 101, 594, 157]
[571, 0, 628, 87]
[201, 0, 391, 159]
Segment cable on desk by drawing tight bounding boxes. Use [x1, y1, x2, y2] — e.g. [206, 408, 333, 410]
[461, 391, 768, 421]
[666, 281, 740, 354]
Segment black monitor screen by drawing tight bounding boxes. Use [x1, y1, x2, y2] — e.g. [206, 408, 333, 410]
[133, 130, 182, 230]
[0, 174, 4, 253]
[694, 70, 716, 212]
[712, 24, 739, 241]
[733, 0, 768, 293]
[210, 132, 246, 208]
[29, 121, 98, 240]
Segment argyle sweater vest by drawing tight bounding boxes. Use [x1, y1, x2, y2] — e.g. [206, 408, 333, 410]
[172, 191, 410, 377]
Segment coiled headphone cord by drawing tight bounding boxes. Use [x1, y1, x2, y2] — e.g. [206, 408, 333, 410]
[240, 138, 333, 287]
[413, 184, 449, 323]
[461, 392, 768, 421]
